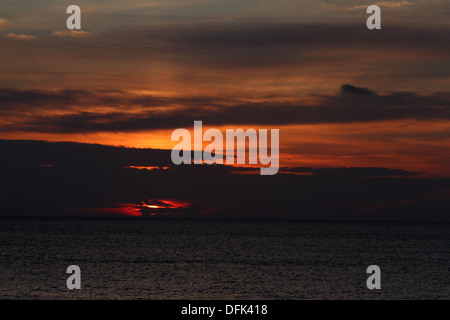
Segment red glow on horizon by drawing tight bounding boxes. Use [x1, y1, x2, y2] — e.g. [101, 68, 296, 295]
[75, 199, 191, 217]
[70, 204, 141, 216]
[117, 199, 193, 217]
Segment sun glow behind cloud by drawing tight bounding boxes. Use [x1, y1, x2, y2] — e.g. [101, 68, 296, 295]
[76, 199, 193, 217]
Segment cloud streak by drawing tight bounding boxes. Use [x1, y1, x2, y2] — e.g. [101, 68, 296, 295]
[4, 33, 37, 40]
[51, 30, 92, 38]
[1, 85, 450, 133]
[1, 22, 449, 90]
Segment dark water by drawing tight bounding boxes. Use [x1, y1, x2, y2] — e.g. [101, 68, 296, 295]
[0, 217, 448, 299]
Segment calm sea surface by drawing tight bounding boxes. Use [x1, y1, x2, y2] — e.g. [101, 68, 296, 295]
[0, 217, 448, 299]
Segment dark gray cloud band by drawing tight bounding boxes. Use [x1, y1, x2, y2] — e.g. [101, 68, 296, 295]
[1, 85, 450, 133]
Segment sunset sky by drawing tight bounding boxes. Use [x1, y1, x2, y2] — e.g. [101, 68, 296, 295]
[2, 0, 450, 175]
[1, 1, 450, 220]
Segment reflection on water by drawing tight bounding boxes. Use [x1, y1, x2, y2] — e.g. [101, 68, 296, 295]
[0, 217, 448, 299]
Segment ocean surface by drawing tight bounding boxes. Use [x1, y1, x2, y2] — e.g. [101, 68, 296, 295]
[0, 217, 448, 299]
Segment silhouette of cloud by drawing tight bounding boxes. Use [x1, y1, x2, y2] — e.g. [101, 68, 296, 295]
[0, 139, 449, 221]
[281, 167, 416, 177]
[341, 84, 376, 95]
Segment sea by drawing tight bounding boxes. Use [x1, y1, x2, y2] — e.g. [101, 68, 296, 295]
[0, 217, 448, 300]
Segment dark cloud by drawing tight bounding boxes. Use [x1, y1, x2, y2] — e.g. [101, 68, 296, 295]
[0, 139, 172, 168]
[341, 84, 376, 96]
[0, 139, 449, 221]
[158, 22, 450, 57]
[0, 88, 229, 112]
[2, 22, 449, 76]
[232, 166, 416, 177]
[0, 89, 90, 110]
[282, 167, 416, 177]
[1, 85, 450, 133]
[0, 88, 164, 111]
